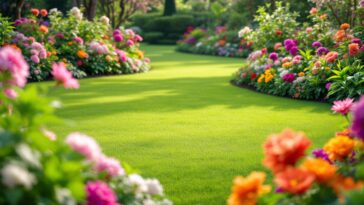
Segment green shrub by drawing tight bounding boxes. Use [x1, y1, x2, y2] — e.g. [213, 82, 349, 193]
[227, 12, 249, 30]
[144, 32, 164, 44]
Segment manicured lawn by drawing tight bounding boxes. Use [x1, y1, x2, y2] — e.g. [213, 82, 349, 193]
[49, 45, 342, 205]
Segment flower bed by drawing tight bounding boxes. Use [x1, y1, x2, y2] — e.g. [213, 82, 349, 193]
[0, 46, 172, 205]
[232, 3, 364, 101]
[228, 97, 364, 205]
[176, 26, 252, 58]
[1, 7, 151, 82]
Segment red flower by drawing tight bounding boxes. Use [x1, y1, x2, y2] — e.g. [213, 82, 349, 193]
[250, 73, 257, 80]
[40, 9, 48, 17]
[263, 129, 311, 173]
[31, 8, 39, 16]
[274, 167, 315, 195]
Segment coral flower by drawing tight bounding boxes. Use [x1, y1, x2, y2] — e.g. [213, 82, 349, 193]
[340, 23, 350, 30]
[334, 30, 346, 42]
[274, 43, 282, 51]
[331, 98, 354, 115]
[302, 158, 336, 183]
[351, 96, 364, 140]
[77, 50, 89, 59]
[227, 172, 271, 205]
[31, 8, 39, 16]
[263, 129, 311, 173]
[324, 136, 355, 161]
[349, 43, 360, 56]
[40, 9, 48, 17]
[329, 175, 364, 201]
[310, 8, 318, 15]
[39, 25, 48, 33]
[51, 62, 79, 89]
[325, 52, 338, 63]
[274, 167, 315, 195]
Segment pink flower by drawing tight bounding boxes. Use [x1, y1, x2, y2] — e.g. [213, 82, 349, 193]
[331, 98, 354, 116]
[42, 128, 57, 141]
[74, 36, 84, 45]
[4, 88, 18, 99]
[0, 46, 29, 87]
[86, 181, 118, 205]
[114, 35, 123, 42]
[31, 55, 40, 64]
[116, 49, 127, 62]
[51, 62, 79, 89]
[134, 35, 143, 42]
[127, 40, 134, 46]
[94, 155, 125, 177]
[66, 132, 101, 161]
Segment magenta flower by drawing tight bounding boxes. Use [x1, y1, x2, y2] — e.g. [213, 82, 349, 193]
[317, 47, 329, 56]
[51, 62, 79, 89]
[127, 40, 134, 46]
[282, 73, 296, 83]
[113, 35, 123, 42]
[289, 46, 298, 56]
[312, 41, 322, 48]
[86, 181, 118, 205]
[134, 35, 143, 42]
[66, 132, 101, 161]
[94, 155, 125, 177]
[312, 149, 331, 163]
[0, 46, 29, 88]
[74, 36, 84, 45]
[113, 29, 121, 36]
[269, 52, 279, 61]
[325, 83, 331, 90]
[331, 98, 354, 116]
[351, 96, 364, 140]
[116, 49, 127, 62]
[351, 38, 361, 45]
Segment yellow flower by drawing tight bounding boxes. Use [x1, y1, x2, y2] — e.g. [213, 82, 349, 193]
[136, 50, 144, 59]
[258, 74, 265, 83]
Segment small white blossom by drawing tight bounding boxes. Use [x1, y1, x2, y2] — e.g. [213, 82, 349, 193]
[99, 16, 110, 25]
[16, 143, 41, 168]
[145, 179, 163, 196]
[128, 174, 148, 194]
[1, 162, 36, 189]
[238, 26, 252, 38]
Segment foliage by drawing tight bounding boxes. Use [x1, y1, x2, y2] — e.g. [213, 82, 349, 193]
[0, 15, 14, 45]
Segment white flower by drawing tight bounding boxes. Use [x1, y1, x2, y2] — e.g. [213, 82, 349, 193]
[238, 26, 252, 38]
[294, 76, 306, 84]
[128, 174, 147, 194]
[70, 7, 83, 20]
[160, 199, 173, 205]
[143, 199, 157, 205]
[145, 179, 163, 196]
[49, 8, 60, 15]
[100, 16, 110, 25]
[51, 100, 62, 108]
[16, 143, 41, 168]
[56, 188, 76, 205]
[1, 162, 36, 189]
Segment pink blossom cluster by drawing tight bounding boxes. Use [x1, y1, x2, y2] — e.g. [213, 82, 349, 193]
[51, 62, 79, 89]
[30, 42, 47, 64]
[65, 132, 125, 177]
[86, 181, 118, 205]
[115, 49, 127, 62]
[89, 42, 109, 54]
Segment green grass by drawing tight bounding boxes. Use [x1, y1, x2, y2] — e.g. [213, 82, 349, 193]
[48, 45, 343, 205]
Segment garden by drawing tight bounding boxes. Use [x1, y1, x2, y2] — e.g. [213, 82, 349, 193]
[0, 0, 363, 205]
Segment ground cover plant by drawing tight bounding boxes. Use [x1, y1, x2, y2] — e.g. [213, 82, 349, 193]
[1, 7, 151, 82]
[233, 1, 364, 101]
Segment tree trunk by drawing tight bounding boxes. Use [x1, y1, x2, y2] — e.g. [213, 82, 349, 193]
[16, 0, 25, 19]
[88, 0, 98, 20]
[163, 0, 176, 16]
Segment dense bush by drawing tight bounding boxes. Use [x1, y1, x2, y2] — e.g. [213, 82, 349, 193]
[0, 46, 172, 205]
[228, 97, 364, 205]
[233, 2, 364, 101]
[176, 26, 252, 58]
[2, 7, 151, 82]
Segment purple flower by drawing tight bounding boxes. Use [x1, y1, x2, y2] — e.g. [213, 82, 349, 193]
[351, 96, 364, 140]
[282, 73, 296, 83]
[317, 47, 329, 56]
[312, 149, 332, 163]
[312, 41, 322, 48]
[269, 52, 279, 61]
[351, 38, 362, 45]
[289, 46, 299, 56]
[186, 37, 197, 44]
[325, 83, 332, 90]
[113, 35, 123, 42]
[284, 39, 296, 47]
[86, 181, 117, 205]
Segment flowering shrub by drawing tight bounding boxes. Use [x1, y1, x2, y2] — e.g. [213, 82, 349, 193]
[233, 3, 364, 101]
[176, 26, 252, 58]
[0, 46, 171, 205]
[228, 96, 364, 205]
[2, 7, 151, 82]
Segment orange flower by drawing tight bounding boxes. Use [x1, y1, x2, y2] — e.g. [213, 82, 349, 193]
[227, 172, 271, 205]
[105, 55, 112, 62]
[324, 136, 354, 161]
[31, 8, 39, 16]
[282, 62, 292, 69]
[39, 25, 48, 33]
[298, 72, 305, 77]
[274, 167, 315, 195]
[263, 129, 311, 173]
[77, 50, 89, 59]
[340, 23, 350, 30]
[67, 42, 73, 46]
[334, 30, 346, 42]
[51, 51, 57, 56]
[301, 158, 336, 183]
[336, 129, 351, 137]
[349, 43, 360, 56]
[218, 39, 226, 47]
[329, 175, 364, 202]
[320, 14, 328, 20]
[40, 9, 48, 17]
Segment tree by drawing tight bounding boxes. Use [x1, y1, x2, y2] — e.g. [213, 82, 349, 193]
[99, 0, 161, 28]
[163, 0, 176, 16]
